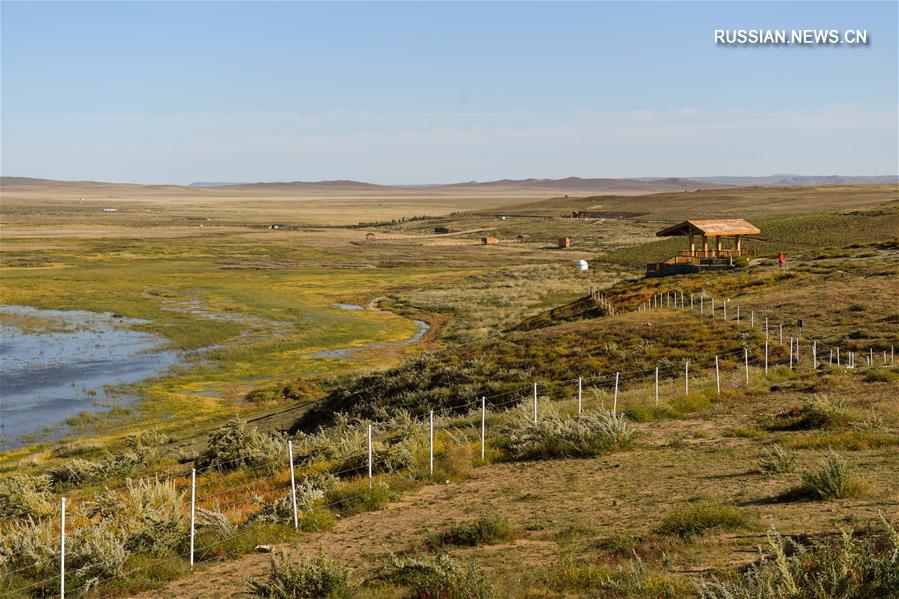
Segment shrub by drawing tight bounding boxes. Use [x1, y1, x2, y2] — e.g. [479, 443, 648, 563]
[247, 551, 351, 598]
[89, 478, 187, 552]
[334, 438, 416, 478]
[698, 518, 899, 598]
[657, 500, 751, 539]
[67, 524, 130, 592]
[502, 408, 634, 460]
[798, 453, 865, 500]
[758, 444, 796, 475]
[541, 555, 690, 596]
[325, 481, 397, 517]
[379, 553, 496, 599]
[865, 369, 899, 383]
[770, 395, 850, 431]
[195, 418, 285, 473]
[0, 474, 54, 519]
[429, 514, 513, 548]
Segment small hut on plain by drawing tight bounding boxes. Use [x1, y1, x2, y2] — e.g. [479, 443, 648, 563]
[646, 219, 761, 277]
[365, 232, 376, 241]
[558, 237, 571, 249]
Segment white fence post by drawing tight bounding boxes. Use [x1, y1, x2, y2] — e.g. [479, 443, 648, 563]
[715, 355, 720, 395]
[577, 377, 582, 415]
[654, 367, 659, 405]
[779, 324, 783, 344]
[613, 372, 619, 415]
[744, 348, 749, 385]
[428, 412, 434, 476]
[789, 338, 793, 370]
[684, 360, 689, 395]
[765, 339, 768, 374]
[736, 305, 740, 323]
[870, 348, 874, 367]
[723, 300, 727, 320]
[711, 297, 715, 316]
[288, 441, 298, 530]
[60, 497, 66, 599]
[751, 310, 754, 327]
[813, 340, 817, 369]
[189, 469, 196, 568]
[700, 295, 704, 314]
[765, 317, 769, 341]
[368, 424, 373, 488]
[690, 293, 694, 310]
[481, 397, 486, 460]
[837, 347, 840, 366]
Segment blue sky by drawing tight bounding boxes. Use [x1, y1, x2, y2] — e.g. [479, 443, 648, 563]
[1, 1, 896, 184]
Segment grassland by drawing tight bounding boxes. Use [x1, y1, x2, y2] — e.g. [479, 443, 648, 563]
[1, 180, 897, 598]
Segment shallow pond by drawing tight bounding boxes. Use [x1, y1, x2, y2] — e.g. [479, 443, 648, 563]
[0, 306, 179, 449]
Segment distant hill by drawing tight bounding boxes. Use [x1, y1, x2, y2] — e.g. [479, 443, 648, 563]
[4, 175, 896, 195]
[688, 174, 898, 187]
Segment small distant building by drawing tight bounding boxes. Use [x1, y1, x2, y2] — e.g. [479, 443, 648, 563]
[365, 232, 376, 241]
[646, 219, 762, 277]
[576, 259, 589, 272]
[558, 237, 571, 249]
[516, 234, 531, 243]
[482, 236, 499, 245]
[269, 224, 286, 230]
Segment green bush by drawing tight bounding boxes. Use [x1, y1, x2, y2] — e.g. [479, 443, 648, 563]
[770, 395, 850, 431]
[379, 553, 496, 599]
[0, 474, 54, 519]
[657, 500, 751, 539]
[429, 514, 513, 548]
[89, 478, 187, 552]
[757, 444, 796, 475]
[195, 418, 285, 473]
[247, 551, 351, 598]
[798, 453, 865, 500]
[699, 519, 899, 598]
[325, 481, 398, 517]
[502, 408, 635, 460]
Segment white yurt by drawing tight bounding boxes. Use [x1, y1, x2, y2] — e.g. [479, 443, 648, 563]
[576, 259, 589, 272]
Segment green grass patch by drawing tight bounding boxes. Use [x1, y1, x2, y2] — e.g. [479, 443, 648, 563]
[428, 514, 513, 549]
[656, 500, 752, 539]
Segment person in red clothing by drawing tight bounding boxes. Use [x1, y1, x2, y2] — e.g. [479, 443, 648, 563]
[777, 252, 785, 269]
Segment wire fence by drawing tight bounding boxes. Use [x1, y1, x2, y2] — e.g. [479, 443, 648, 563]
[3, 288, 896, 597]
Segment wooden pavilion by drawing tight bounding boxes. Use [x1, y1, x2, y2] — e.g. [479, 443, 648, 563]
[646, 219, 761, 276]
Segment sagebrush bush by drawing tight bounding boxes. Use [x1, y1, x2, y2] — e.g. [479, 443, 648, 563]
[379, 553, 496, 599]
[0, 473, 54, 519]
[247, 551, 351, 598]
[66, 523, 130, 592]
[772, 395, 851, 431]
[47, 446, 159, 486]
[657, 500, 751, 539]
[89, 477, 186, 552]
[429, 514, 513, 548]
[502, 408, 634, 460]
[698, 518, 899, 598]
[195, 418, 285, 473]
[758, 444, 796, 475]
[248, 475, 335, 526]
[799, 453, 865, 500]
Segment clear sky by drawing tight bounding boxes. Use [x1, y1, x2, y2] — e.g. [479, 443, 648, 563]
[1, 1, 896, 184]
